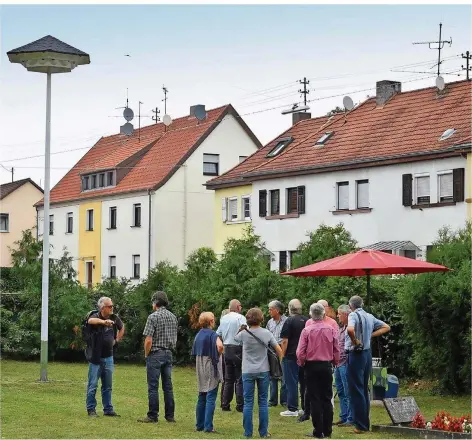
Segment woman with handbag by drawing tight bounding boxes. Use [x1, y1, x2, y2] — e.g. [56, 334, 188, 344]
[234, 308, 283, 438]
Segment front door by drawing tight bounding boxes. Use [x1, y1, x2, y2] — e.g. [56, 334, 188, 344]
[86, 261, 93, 289]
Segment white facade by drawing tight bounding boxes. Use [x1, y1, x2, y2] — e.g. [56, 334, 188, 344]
[251, 156, 467, 270]
[37, 203, 80, 274]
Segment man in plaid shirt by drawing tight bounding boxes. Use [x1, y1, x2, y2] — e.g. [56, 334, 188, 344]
[137, 291, 178, 424]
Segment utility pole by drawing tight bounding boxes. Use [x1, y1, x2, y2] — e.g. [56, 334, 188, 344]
[11, 167, 14, 182]
[462, 51, 471, 80]
[1, 164, 14, 182]
[298, 77, 310, 109]
[151, 107, 160, 123]
[162, 85, 168, 114]
[413, 23, 452, 76]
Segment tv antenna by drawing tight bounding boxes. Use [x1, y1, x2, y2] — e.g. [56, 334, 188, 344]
[281, 103, 310, 115]
[138, 101, 144, 142]
[412, 22, 452, 76]
[298, 77, 310, 110]
[162, 85, 168, 114]
[151, 107, 160, 124]
[117, 89, 134, 136]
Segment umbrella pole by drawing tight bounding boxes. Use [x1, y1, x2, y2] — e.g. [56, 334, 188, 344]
[366, 272, 371, 309]
[365, 271, 375, 403]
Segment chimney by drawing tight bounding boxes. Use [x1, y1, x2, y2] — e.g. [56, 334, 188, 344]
[376, 80, 401, 106]
[292, 112, 311, 125]
[190, 104, 206, 120]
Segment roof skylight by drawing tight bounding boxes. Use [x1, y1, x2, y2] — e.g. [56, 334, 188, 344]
[439, 128, 456, 141]
[315, 131, 334, 145]
[266, 137, 293, 158]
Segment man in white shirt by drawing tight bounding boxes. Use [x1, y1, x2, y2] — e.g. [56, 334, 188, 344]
[216, 299, 246, 412]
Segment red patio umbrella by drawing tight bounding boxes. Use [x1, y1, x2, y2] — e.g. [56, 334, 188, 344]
[282, 249, 449, 307]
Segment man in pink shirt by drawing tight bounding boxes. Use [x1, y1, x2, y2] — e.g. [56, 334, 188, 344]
[305, 300, 339, 334]
[297, 303, 340, 439]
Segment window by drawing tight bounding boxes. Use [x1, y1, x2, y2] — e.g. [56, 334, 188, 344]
[66, 212, 73, 233]
[287, 186, 306, 215]
[315, 131, 334, 145]
[228, 198, 238, 221]
[404, 250, 416, 260]
[266, 137, 293, 158]
[259, 190, 267, 217]
[0, 213, 9, 232]
[82, 176, 90, 191]
[239, 156, 248, 163]
[279, 251, 287, 272]
[109, 207, 117, 229]
[133, 204, 141, 227]
[356, 179, 369, 209]
[337, 182, 349, 210]
[203, 154, 219, 176]
[438, 172, 453, 202]
[270, 190, 280, 215]
[49, 215, 54, 235]
[109, 256, 116, 279]
[242, 196, 251, 220]
[415, 176, 430, 204]
[85, 261, 93, 289]
[132, 255, 140, 279]
[91, 175, 97, 189]
[99, 173, 105, 188]
[107, 171, 114, 186]
[86, 209, 94, 231]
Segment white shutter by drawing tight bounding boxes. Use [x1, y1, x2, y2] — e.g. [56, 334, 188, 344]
[222, 198, 228, 222]
[357, 181, 369, 208]
[416, 176, 430, 197]
[338, 183, 349, 210]
[439, 173, 453, 198]
[248, 195, 251, 219]
[229, 199, 238, 220]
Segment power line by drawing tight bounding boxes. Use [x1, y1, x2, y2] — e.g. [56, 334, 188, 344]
[462, 51, 471, 80]
[298, 77, 310, 108]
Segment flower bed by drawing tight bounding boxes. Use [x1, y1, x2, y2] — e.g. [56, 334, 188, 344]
[412, 411, 472, 434]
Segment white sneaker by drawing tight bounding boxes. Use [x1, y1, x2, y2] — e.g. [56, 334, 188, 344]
[298, 409, 304, 416]
[280, 410, 299, 417]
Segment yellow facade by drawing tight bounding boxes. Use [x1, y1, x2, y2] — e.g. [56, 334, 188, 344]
[78, 201, 101, 285]
[214, 185, 253, 255]
[467, 153, 472, 220]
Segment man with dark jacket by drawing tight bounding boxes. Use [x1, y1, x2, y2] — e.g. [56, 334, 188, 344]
[85, 296, 124, 417]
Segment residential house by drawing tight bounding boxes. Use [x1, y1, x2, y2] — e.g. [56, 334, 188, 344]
[36, 104, 261, 286]
[0, 178, 43, 267]
[207, 79, 471, 270]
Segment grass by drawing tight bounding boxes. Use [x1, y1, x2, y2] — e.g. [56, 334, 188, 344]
[1, 360, 469, 439]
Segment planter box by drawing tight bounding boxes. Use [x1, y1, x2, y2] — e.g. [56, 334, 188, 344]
[372, 424, 472, 439]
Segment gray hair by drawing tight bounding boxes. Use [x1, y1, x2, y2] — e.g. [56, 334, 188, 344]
[268, 300, 284, 314]
[97, 296, 112, 310]
[349, 295, 364, 310]
[229, 299, 241, 312]
[338, 305, 351, 315]
[317, 299, 329, 308]
[310, 303, 325, 320]
[221, 308, 230, 318]
[152, 291, 169, 307]
[288, 299, 302, 315]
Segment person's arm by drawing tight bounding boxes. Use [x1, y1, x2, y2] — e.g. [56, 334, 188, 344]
[274, 343, 283, 361]
[347, 313, 361, 346]
[332, 329, 340, 366]
[372, 321, 390, 338]
[88, 317, 114, 326]
[216, 337, 224, 354]
[144, 336, 153, 358]
[116, 324, 125, 342]
[280, 338, 288, 356]
[296, 329, 308, 366]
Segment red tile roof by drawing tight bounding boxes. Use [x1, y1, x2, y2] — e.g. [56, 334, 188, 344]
[38, 104, 261, 206]
[207, 80, 471, 189]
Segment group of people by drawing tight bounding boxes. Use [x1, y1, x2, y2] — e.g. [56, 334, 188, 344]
[85, 292, 390, 439]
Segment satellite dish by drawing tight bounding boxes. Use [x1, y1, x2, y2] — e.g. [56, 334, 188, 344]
[194, 106, 207, 121]
[281, 105, 310, 115]
[123, 107, 134, 121]
[436, 76, 445, 91]
[163, 114, 172, 126]
[343, 96, 354, 111]
[120, 122, 134, 136]
[439, 128, 456, 141]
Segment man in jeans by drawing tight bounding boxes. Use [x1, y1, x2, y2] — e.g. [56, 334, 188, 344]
[138, 291, 178, 423]
[346, 295, 390, 434]
[333, 305, 353, 427]
[279, 299, 308, 417]
[86, 296, 125, 417]
[216, 299, 246, 412]
[266, 300, 287, 407]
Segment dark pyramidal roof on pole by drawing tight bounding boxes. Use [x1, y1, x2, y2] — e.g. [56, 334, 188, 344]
[7, 35, 89, 56]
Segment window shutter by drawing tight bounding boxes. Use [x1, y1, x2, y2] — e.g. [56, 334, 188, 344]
[297, 186, 305, 214]
[439, 173, 453, 199]
[357, 180, 369, 208]
[222, 198, 228, 221]
[416, 176, 430, 197]
[453, 168, 465, 202]
[402, 174, 412, 206]
[337, 183, 349, 210]
[259, 190, 267, 217]
[229, 199, 238, 220]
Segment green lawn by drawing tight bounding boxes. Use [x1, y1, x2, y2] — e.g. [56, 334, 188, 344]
[1, 360, 469, 439]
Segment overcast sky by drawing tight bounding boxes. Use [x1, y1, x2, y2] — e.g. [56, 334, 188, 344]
[1, 4, 470, 187]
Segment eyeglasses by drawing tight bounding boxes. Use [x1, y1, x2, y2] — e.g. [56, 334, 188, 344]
[104, 305, 114, 309]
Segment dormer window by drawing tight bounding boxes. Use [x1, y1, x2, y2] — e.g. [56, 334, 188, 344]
[266, 137, 293, 158]
[82, 170, 116, 192]
[315, 131, 334, 145]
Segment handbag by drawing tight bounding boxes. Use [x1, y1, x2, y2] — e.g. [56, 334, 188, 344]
[244, 328, 283, 379]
